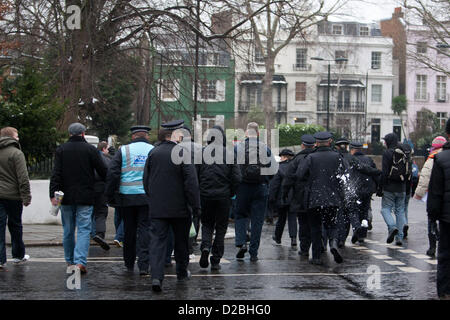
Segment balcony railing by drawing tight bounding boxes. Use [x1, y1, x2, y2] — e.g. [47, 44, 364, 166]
[317, 101, 365, 113]
[435, 93, 449, 103]
[238, 102, 287, 112]
[292, 64, 312, 71]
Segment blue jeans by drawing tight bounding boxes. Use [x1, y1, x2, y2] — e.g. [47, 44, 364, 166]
[235, 183, 268, 257]
[114, 208, 124, 242]
[0, 199, 26, 264]
[381, 191, 406, 240]
[61, 205, 93, 266]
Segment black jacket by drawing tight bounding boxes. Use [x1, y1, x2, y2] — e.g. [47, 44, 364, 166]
[104, 138, 152, 207]
[199, 127, 241, 200]
[381, 133, 406, 193]
[296, 146, 345, 209]
[143, 140, 201, 219]
[427, 142, 450, 223]
[94, 152, 112, 193]
[352, 151, 381, 197]
[281, 147, 316, 212]
[50, 135, 107, 205]
[268, 160, 292, 209]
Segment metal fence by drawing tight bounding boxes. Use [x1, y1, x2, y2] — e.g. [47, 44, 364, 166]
[26, 152, 55, 179]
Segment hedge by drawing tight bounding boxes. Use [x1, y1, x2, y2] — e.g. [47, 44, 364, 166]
[278, 124, 325, 147]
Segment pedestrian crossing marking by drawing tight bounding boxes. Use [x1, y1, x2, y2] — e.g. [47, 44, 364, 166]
[399, 249, 417, 254]
[386, 246, 403, 249]
[351, 246, 369, 250]
[384, 260, 406, 266]
[397, 267, 422, 273]
[424, 260, 438, 265]
[373, 255, 392, 260]
[361, 250, 379, 254]
[411, 254, 432, 260]
[363, 240, 379, 244]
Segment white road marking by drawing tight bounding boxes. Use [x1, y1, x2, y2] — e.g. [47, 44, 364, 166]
[372, 255, 392, 260]
[351, 246, 369, 250]
[399, 249, 417, 254]
[360, 250, 379, 254]
[397, 267, 422, 273]
[424, 260, 438, 265]
[411, 254, 432, 260]
[384, 260, 406, 266]
[363, 240, 379, 244]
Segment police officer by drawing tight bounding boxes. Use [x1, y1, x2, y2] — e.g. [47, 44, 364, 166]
[349, 141, 381, 243]
[143, 120, 201, 293]
[296, 132, 345, 265]
[104, 125, 153, 276]
[269, 149, 296, 248]
[334, 137, 352, 247]
[282, 134, 317, 257]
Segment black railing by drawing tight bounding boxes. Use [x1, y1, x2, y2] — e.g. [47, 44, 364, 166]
[292, 64, 312, 71]
[317, 101, 365, 113]
[26, 152, 55, 179]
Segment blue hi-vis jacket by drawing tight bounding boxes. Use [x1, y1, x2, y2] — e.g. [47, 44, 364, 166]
[119, 141, 153, 195]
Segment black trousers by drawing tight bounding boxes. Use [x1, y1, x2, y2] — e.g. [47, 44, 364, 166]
[93, 192, 108, 238]
[438, 221, 450, 298]
[298, 210, 311, 254]
[274, 206, 297, 240]
[308, 207, 339, 259]
[337, 206, 351, 243]
[0, 199, 25, 264]
[149, 217, 191, 282]
[200, 198, 231, 265]
[122, 205, 150, 271]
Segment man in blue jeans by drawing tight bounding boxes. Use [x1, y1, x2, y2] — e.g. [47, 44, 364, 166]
[50, 123, 107, 274]
[234, 122, 277, 262]
[379, 133, 407, 246]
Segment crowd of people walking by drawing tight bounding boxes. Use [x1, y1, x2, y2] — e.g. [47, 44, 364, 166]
[0, 118, 450, 299]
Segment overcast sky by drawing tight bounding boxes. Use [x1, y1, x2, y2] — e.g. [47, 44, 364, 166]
[331, 0, 402, 23]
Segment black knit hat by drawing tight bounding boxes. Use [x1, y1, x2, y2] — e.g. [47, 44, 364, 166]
[446, 118, 450, 135]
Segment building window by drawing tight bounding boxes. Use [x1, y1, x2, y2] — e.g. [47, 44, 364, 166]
[332, 25, 343, 35]
[335, 50, 347, 65]
[393, 119, 402, 141]
[371, 52, 381, 69]
[160, 79, 179, 101]
[248, 86, 262, 109]
[359, 26, 369, 36]
[437, 112, 448, 128]
[415, 75, 427, 100]
[255, 47, 265, 64]
[371, 118, 380, 143]
[295, 82, 306, 101]
[436, 75, 447, 102]
[295, 48, 307, 68]
[417, 42, 427, 54]
[371, 84, 382, 102]
[198, 79, 225, 101]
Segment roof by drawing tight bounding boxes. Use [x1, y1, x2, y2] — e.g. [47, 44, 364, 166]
[319, 79, 365, 88]
[240, 74, 287, 84]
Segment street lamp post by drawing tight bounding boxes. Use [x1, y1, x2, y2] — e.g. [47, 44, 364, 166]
[311, 57, 348, 131]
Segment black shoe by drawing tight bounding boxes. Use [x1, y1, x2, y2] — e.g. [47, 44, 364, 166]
[211, 264, 221, 271]
[395, 240, 403, 246]
[236, 245, 247, 260]
[266, 217, 274, 225]
[330, 240, 343, 264]
[426, 247, 436, 257]
[199, 249, 209, 268]
[310, 258, 323, 265]
[152, 279, 162, 292]
[272, 236, 281, 246]
[177, 270, 191, 282]
[165, 262, 173, 268]
[358, 239, 365, 244]
[403, 225, 409, 239]
[291, 238, 298, 249]
[250, 255, 258, 262]
[351, 228, 360, 244]
[338, 240, 345, 248]
[93, 235, 110, 251]
[387, 229, 399, 244]
[368, 220, 373, 231]
[299, 250, 309, 257]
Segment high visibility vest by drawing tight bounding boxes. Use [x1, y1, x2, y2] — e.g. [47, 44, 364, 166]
[119, 142, 153, 195]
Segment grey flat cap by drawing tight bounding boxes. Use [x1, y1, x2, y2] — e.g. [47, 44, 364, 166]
[68, 123, 86, 136]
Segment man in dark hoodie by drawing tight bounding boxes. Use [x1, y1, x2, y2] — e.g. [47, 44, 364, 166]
[0, 127, 31, 269]
[428, 118, 450, 300]
[380, 132, 407, 245]
[198, 126, 241, 270]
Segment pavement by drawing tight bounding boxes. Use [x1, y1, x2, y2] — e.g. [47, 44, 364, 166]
[0, 196, 440, 300]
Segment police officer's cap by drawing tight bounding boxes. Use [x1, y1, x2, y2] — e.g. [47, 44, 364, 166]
[335, 137, 349, 145]
[130, 125, 151, 134]
[161, 119, 184, 131]
[313, 131, 332, 141]
[301, 134, 315, 146]
[279, 149, 294, 157]
[349, 141, 363, 149]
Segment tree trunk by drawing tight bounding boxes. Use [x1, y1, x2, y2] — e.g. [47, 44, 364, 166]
[263, 55, 275, 148]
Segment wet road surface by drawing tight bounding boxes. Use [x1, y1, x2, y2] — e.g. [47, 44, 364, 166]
[0, 198, 438, 300]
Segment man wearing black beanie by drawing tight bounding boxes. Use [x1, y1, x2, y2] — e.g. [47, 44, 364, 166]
[428, 118, 450, 299]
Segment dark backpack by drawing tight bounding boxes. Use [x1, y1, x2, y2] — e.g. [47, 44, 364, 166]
[389, 146, 409, 182]
[241, 139, 263, 184]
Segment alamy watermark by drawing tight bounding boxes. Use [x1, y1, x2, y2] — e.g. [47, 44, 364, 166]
[366, 265, 381, 290]
[66, 265, 81, 290]
[66, 5, 81, 30]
